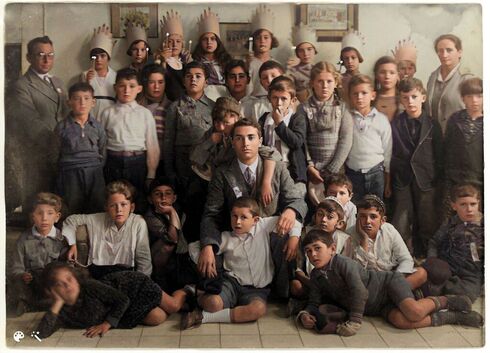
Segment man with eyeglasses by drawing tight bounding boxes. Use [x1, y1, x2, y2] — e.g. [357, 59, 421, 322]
[197, 118, 307, 298]
[6, 36, 68, 219]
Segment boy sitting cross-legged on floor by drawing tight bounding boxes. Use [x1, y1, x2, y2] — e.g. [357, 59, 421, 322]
[181, 196, 302, 329]
[297, 229, 483, 336]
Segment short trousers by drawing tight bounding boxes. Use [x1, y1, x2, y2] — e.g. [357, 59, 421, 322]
[380, 272, 415, 319]
[219, 274, 270, 309]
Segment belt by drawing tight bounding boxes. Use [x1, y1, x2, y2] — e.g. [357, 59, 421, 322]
[347, 161, 383, 174]
[107, 150, 146, 157]
[94, 95, 116, 101]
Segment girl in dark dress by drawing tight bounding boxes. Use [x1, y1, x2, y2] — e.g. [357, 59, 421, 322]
[37, 262, 191, 338]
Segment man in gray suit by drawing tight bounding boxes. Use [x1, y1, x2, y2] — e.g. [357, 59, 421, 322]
[6, 36, 68, 215]
[198, 118, 308, 282]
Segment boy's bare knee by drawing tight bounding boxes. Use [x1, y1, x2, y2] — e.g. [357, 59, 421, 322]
[201, 295, 223, 312]
[250, 300, 267, 319]
[399, 300, 426, 322]
[387, 309, 411, 329]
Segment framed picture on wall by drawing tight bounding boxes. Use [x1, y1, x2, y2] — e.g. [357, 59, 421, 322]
[296, 4, 358, 42]
[219, 22, 251, 59]
[111, 3, 159, 38]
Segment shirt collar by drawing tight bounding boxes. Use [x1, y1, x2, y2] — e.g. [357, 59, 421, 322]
[32, 225, 57, 239]
[69, 113, 96, 125]
[116, 100, 139, 109]
[437, 63, 461, 82]
[184, 94, 210, 106]
[352, 107, 377, 119]
[238, 157, 259, 176]
[31, 67, 52, 80]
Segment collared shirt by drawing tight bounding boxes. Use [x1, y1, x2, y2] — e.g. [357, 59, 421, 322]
[10, 226, 66, 277]
[99, 100, 159, 178]
[431, 63, 461, 122]
[346, 108, 392, 171]
[31, 68, 52, 81]
[55, 113, 106, 169]
[238, 157, 259, 182]
[62, 213, 152, 276]
[81, 67, 117, 121]
[219, 216, 302, 288]
[348, 222, 414, 274]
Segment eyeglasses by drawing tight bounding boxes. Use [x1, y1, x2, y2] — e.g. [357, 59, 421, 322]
[34, 52, 55, 59]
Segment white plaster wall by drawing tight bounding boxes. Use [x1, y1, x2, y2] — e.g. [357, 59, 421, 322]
[4, 2, 483, 89]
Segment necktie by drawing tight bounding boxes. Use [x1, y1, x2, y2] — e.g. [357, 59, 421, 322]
[244, 167, 255, 189]
[44, 76, 55, 91]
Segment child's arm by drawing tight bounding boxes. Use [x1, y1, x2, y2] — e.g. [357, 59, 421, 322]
[97, 123, 107, 165]
[9, 235, 30, 281]
[37, 290, 65, 339]
[326, 107, 354, 173]
[261, 158, 275, 206]
[388, 224, 414, 273]
[189, 128, 219, 168]
[134, 218, 153, 276]
[144, 111, 160, 183]
[427, 223, 447, 258]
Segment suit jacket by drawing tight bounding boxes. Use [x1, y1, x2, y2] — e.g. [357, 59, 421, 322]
[7, 68, 68, 205]
[258, 112, 308, 183]
[200, 157, 308, 249]
[427, 65, 472, 134]
[390, 111, 444, 191]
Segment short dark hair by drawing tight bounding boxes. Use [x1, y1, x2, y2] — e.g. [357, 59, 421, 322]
[434, 34, 462, 52]
[268, 75, 296, 99]
[90, 48, 110, 60]
[224, 59, 249, 79]
[42, 262, 83, 292]
[232, 197, 260, 217]
[357, 194, 386, 217]
[258, 60, 285, 77]
[251, 29, 279, 50]
[231, 118, 262, 139]
[316, 199, 345, 222]
[148, 177, 177, 194]
[27, 36, 53, 55]
[68, 82, 95, 99]
[183, 61, 209, 80]
[459, 77, 483, 97]
[450, 183, 481, 202]
[302, 229, 335, 251]
[115, 68, 140, 84]
[126, 39, 151, 56]
[323, 173, 353, 195]
[398, 77, 426, 95]
[340, 46, 364, 63]
[140, 64, 166, 87]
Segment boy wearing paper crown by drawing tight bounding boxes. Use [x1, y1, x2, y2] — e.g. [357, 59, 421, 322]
[125, 17, 152, 73]
[392, 38, 417, 79]
[287, 23, 317, 103]
[155, 10, 192, 101]
[80, 24, 117, 121]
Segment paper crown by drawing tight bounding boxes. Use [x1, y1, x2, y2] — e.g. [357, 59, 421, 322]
[197, 8, 220, 38]
[251, 4, 274, 33]
[392, 38, 417, 64]
[160, 10, 184, 38]
[292, 23, 317, 47]
[125, 22, 148, 47]
[341, 29, 365, 57]
[90, 24, 116, 57]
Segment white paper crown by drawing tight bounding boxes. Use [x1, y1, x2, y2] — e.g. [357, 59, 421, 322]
[198, 8, 220, 38]
[90, 24, 116, 57]
[160, 10, 184, 38]
[392, 38, 417, 64]
[251, 4, 274, 33]
[292, 23, 317, 47]
[125, 22, 148, 47]
[341, 29, 365, 53]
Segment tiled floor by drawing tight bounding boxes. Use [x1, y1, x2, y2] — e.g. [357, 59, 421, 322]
[3, 227, 486, 348]
[4, 299, 485, 348]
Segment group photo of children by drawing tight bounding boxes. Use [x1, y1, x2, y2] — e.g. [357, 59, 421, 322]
[3, 1, 484, 347]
